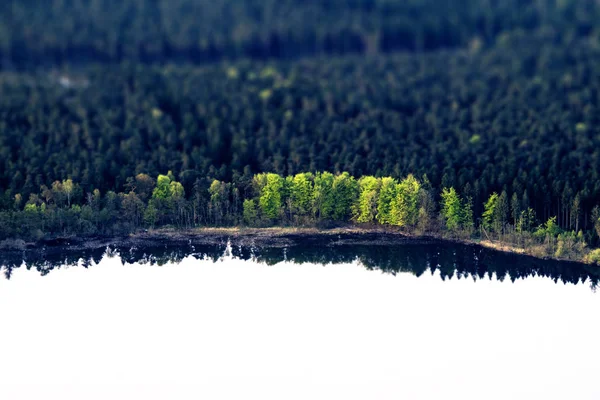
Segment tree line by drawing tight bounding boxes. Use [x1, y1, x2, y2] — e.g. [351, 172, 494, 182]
[3, 0, 600, 69]
[1, 171, 596, 263]
[3, 38, 600, 235]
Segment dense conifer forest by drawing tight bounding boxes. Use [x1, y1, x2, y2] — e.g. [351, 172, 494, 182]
[2, 0, 600, 263]
[5, 0, 599, 68]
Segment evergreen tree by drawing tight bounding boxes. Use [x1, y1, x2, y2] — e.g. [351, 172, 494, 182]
[511, 193, 521, 227]
[482, 192, 499, 232]
[496, 190, 510, 234]
[517, 208, 536, 233]
[571, 193, 581, 232]
[441, 188, 463, 231]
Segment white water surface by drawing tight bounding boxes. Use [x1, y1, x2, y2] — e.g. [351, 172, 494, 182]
[1, 252, 599, 400]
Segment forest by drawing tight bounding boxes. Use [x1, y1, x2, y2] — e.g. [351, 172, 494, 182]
[4, 0, 599, 68]
[0, 171, 597, 263]
[2, 0, 600, 263]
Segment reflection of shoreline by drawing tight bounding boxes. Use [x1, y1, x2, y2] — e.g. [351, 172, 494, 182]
[1, 227, 598, 265]
[0, 228, 599, 289]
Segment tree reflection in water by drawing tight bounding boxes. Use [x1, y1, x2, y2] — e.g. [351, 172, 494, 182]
[1, 242, 598, 290]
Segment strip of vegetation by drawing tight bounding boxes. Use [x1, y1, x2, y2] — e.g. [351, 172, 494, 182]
[2, 171, 599, 265]
[3, 40, 600, 237]
[4, 0, 597, 69]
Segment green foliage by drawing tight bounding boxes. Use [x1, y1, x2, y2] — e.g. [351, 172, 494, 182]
[441, 188, 463, 231]
[259, 89, 273, 101]
[209, 180, 230, 225]
[592, 206, 600, 238]
[416, 185, 436, 233]
[511, 193, 521, 226]
[440, 187, 471, 232]
[495, 191, 510, 233]
[3, 36, 600, 237]
[313, 172, 335, 220]
[289, 173, 314, 218]
[63, 179, 74, 207]
[469, 135, 481, 145]
[517, 208, 536, 233]
[144, 202, 159, 227]
[121, 192, 145, 227]
[170, 181, 185, 199]
[153, 174, 173, 199]
[482, 193, 499, 231]
[462, 197, 474, 233]
[355, 176, 381, 223]
[585, 249, 600, 265]
[10, 0, 595, 69]
[258, 173, 284, 221]
[2, 167, 600, 266]
[535, 217, 562, 238]
[24, 203, 38, 213]
[331, 173, 359, 221]
[392, 175, 421, 227]
[152, 172, 185, 200]
[243, 199, 258, 226]
[126, 174, 155, 201]
[377, 177, 398, 225]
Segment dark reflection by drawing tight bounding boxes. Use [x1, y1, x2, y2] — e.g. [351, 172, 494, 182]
[1, 241, 598, 290]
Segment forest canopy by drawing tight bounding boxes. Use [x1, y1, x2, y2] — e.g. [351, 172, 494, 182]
[2, 0, 600, 257]
[3, 0, 600, 68]
[3, 40, 600, 231]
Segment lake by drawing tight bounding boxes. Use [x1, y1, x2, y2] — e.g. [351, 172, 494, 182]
[1, 242, 599, 400]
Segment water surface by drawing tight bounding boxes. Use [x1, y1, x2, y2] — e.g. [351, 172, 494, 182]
[1, 243, 599, 400]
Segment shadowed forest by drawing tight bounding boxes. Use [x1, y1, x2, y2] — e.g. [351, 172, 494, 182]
[2, 0, 600, 263]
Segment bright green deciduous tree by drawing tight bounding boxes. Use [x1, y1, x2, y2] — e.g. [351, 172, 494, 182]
[377, 177, 398, 224]
[535, 216, 561, 238]
[209, 180, 229, 225]
[258, 173, 284, 221]
[170, 181, 185, 199]
[312, 171, 335, 220]
[392, 174, 421, 227]
[153, 174, 173, 199]
[289, 172, 314, 218]
[331, 172, 359, 221]
[355, 176, 380, 223]
[63, 179, 74, 207]
[24, 203, 38, 213]
[152, 172, 185, 200]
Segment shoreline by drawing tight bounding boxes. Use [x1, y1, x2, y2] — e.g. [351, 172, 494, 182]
[0, 226, 596, 267]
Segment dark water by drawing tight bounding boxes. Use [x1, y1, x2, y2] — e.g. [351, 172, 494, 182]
[2, 241, 599, 289]
[1, 242, 599, 400]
